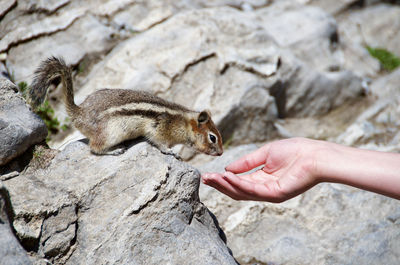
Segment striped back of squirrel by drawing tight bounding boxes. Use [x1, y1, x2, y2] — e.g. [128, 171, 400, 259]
[28, 57, 223, 156]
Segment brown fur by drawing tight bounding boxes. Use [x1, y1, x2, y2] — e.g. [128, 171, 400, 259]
[29, 57, 224, 156]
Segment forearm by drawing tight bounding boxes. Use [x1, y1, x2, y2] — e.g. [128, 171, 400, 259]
[315, 141, 400, 200]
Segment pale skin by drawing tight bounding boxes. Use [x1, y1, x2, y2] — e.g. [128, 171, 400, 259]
[202, 137, 400, 202]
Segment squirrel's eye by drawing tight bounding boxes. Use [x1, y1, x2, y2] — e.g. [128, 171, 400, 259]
[209, 133, 217, 144]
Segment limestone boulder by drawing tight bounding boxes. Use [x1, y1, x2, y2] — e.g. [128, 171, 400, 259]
[111, 0, 270, 33]
[74, 7, 363, 146]
[256, 3, 341, 72]
[0, 78, 47, 166]
[1, 1, 400, 264]
[3, 3, 366, 150]
[7, 14, 118, 85]
[0, 182, 33, 265]
[337, 68, 400, 151]
[307, 0, 381, 14]
[197, 145, 400, 265]
[2, 0, 268, 85]
[2, 140, 237, 264]
[337, 4, 400, 77]
[339, 4, 400, 58]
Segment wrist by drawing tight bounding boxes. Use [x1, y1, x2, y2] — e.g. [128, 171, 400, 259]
[312, 140, 400, 199]
[290, 138, 400, 200]
[310, 140, 342, 184]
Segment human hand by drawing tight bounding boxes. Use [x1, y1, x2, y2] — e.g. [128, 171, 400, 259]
[202, 138, 324, 202]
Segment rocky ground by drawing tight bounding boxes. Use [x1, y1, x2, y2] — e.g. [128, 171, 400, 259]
[1, 0, 399, 264]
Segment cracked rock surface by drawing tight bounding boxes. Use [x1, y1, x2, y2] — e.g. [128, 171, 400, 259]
[71, 6, 364, 149]
[0, 78, 47, 166]
[1, 0, 400, 264]
[2, 140, 236, 264]
[2, 0, 367, 150]
[0, 183, 32, 265]
[196, 145, 400, 265]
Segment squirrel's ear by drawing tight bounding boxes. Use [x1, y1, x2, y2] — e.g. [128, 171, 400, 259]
[198, 110, 210, 124]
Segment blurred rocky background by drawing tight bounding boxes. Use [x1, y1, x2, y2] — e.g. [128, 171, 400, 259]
[1, 0, 399, 264]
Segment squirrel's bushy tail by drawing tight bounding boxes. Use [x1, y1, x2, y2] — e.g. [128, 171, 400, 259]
[29, 56, 79, 117]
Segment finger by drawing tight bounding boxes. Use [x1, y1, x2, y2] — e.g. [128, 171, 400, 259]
[201, 173, 253, 200]
[225, 144, 270, 174]
[237, 169, 278, 183]
[222, 171, 286, 203]
[202, 173, 248, 200]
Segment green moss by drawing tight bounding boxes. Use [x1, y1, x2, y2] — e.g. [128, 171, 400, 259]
[366, 46, 400, 72]
[77, 60, 86, 74]
[18, 81, 28, 98]
[36, 100, 60, 136]
[33, 146, 44, 159]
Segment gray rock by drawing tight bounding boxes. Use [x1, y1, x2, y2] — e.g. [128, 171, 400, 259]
[0, 78, 47, 166]
[0, 0, 16, 19]
[337, 68, 400, 151]
[282, 67, 364, 117]
[256, 4, 341, 72]
[112, 1, 179, 33]
[337, 4, 400, 77]
[254, 4, 366, 116]
[74, 7, 282, 146]
[0, 182, 33, 265]
[3, 2, 366, 151]
[344, 4, 400, 57]
[306, 0, 374, 14]
[0, 3, 85, 53]
[2, 0, 134, 85]
[112, 0, 269, 32]
[72, 7, 363, 148]
[3, 140, 237, 264]
[370, 67, 400, 98]
[197, 145, 400, 265]
[3, 1, 400, 264]
[7, 14, 118, 85]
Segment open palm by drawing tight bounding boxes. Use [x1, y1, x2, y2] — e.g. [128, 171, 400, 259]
[202, 138, 322, 202]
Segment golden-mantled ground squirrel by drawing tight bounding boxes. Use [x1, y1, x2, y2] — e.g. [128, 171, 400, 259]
[28, 57, 223, 156]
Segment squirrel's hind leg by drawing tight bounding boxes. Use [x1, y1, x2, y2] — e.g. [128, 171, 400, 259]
[89, 136, 126, 156]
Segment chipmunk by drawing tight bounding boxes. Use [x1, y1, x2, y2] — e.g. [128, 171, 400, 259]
[28, 57, 223, 156]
